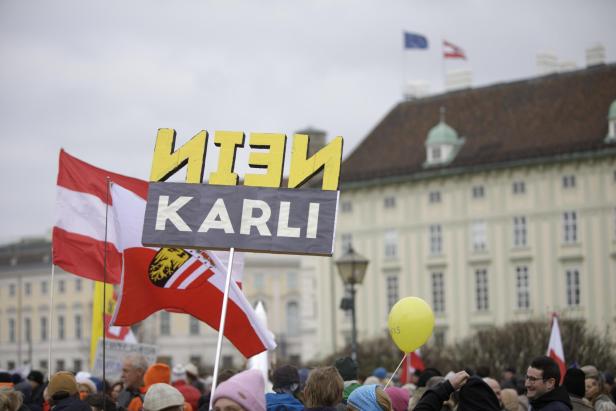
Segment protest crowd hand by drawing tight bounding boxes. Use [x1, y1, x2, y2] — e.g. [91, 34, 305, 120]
[446, 370, 470, 390]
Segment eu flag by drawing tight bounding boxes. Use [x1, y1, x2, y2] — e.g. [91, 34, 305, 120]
[404, 32, 428, 49]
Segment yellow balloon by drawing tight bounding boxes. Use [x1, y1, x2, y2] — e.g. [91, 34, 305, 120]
[388, 297, 435, 353]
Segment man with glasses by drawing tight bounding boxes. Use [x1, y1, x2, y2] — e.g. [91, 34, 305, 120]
[525, 356, 572, 410]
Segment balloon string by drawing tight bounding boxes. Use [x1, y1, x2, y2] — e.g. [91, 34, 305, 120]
[385, 353, 407, 389]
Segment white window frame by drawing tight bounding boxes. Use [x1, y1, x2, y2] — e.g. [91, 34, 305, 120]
[513, 216, 527, 247]
[512, 181, 526, 194]
[475, 268, 489, 311]
[431, 272, 445, 314]
[563, 211, 578, 243]
[562, 175, 576, 189]
[384, 229, 398, 259]
[189, 316, 200, 335]
[471, 221, 487, 251]
[566, 268, 580, 306]
[429, 224, 442, 255]
[515, 266, 530, 309]
[286, 301, 300, 336]
[386, 276, 399, 312]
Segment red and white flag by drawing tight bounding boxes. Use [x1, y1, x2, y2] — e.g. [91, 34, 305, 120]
[547, 315, 565, 384]
[399, 350, 426, 385]
[443, 40, 466, 60]
[109, 183, 276, 358]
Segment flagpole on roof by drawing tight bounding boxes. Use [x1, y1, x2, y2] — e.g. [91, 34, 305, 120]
[209, 247, 237, 411]
[441, 38, 446, 92]
[47, 260, 56, 381]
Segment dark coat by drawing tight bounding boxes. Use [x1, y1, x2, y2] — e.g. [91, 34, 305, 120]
[529, 386, 572, 410]
[415, 377, 500, 411]
[266, 392, 305, 411]
[51, 396, 91, 411]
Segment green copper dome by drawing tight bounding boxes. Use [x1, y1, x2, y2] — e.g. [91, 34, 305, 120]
[426, 121, 459, 145]
[609, 100, 616, 120]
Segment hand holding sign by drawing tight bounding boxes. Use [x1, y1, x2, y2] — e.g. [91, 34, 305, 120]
[388, 297, 435, 353]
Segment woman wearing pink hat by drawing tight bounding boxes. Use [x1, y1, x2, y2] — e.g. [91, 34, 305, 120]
[211, 369, 266, 411]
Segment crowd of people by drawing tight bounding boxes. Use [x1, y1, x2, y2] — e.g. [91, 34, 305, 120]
[0, 354, 615, 411]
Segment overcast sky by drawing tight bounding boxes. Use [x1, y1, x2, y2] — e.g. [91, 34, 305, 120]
[1, 0, 615, 244]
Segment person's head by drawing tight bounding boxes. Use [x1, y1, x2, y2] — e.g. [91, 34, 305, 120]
[0, 389, 24, 411]
[47, 371, 78, 403]
[373, 368, 387, 380]
[184, 363, 199, 383]
[483, 378, 502, 406]
[85, 393, 118, 411]
[303, 366, 343, 408]
[525, 356, 561, 400]
[563, 368, 586, 399]
[585, 373, 605, 402]
[335, 357, 358, 382]
[26, 371, 45, 388]
[458, 377, 500, 411]
[499, 388, 519, 411]
[384, 386, 409, 411]
[502, 367, 516, 382]
[144, 364, 171, 388]
[121, 354, 148, 389]
[110, 382, 123, 401]
[417, 368, 442, 387]
[346, 385, 392, 411]
[171, 364, 187, 383]
[211, 369, 265, 411]
[272, 365, 300, 394]
[142, 383, 184, 411]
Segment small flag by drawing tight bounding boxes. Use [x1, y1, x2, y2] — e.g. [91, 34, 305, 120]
[547, 315, 566, 384]
[404, 32, 428, 49]
[443, 40, 466, 60]
[399, 349, 426, 384]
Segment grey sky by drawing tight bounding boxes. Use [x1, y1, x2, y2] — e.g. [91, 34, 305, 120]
[1, 0, 615, 244]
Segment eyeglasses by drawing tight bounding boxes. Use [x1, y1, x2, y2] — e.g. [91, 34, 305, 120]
[525, 375, 545, 383]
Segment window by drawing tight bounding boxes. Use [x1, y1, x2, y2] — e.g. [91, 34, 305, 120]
[41, 281, 48, 295]
[512, 181, 526, 194]
[58, 316, 65, 340]
[384, 196, 396, 209]
[471, 221, 487, 251]
[7, 361, 15, 370]
[39, 360, 48, 371]
[75, 278, 82, 291]
[24, 317, 31, 343]
[513, 216, 527, 247]
[384, 229, 398, 259]
[41, 317, 48, 341]
[58, 280, 65, 294]
[75, 315, 82, 339]
[475, 268, 489, 311]
[287, 272, 298, 289]
[341, 201, 353, 213]
[286, 301, 300, 336]
[516, 266, 530, 309]
[562, 175, 576, 188]
[222, 356, 234, 369]
[563, 211, 578, 243]
[429, 191, 441, 203]
[189, 316, 200, 335]
[56, 360, 65, 373]
[386, 276, 399, 312]
[254, 273, 264, 290]
[566, 269, 580, 306]
[73, 359, 82, 373]
[9, 284, 15, 297]
[341, 233, 353, 253]
[431, 147, 442, 161]
[432, 272, 445, 314]
[9, 318, 16, 343]
[25, 282, 31, 296]
[472, 185, 485, 198]
[160, 311, 170, 335]
[429, 224, 442, 255]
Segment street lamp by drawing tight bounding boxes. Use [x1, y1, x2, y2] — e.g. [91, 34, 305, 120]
[335, 246, 369, 362]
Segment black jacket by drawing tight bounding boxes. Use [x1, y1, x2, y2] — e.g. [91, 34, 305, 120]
[415, 377, 500, 411]
[52, 396, 91, 411]
[529, 385, 573, 410]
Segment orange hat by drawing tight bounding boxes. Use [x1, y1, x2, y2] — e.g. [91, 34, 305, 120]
[144, 363, 171, 388]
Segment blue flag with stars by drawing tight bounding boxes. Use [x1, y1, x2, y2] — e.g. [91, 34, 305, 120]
[404, 32, 428, 49]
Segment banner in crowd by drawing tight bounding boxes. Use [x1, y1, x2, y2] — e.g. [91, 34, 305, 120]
[92, 339, 157, 382]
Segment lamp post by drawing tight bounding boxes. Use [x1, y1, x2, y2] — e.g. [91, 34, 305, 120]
[335, 246, 369, 362]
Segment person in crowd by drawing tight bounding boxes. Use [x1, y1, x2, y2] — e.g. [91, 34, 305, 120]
[525, 356, 572, 410]
[197, 370, 236, 411]
[171, 365, 200, 411]
[46, 371, 90, 411]
[603, 373, 615, 402]
[383, 386, 409, 411]
[484, 377, 503, 408]
[563, 368, 593, 411]
[0, 389, 25, 411]
[501, 388, 525, 411]
[210, 369, 265, 411]
[373, 368, 387, 386]
[346, 385, 392, 411]
[417, 369, 442, 388]
[84, 393, 117, 411]
[501, 367, 518, 391]
[585, 373, 616, 411]
[75, 376, 96, 402]
[142, 383, 184, 411]
[143, 363, 193, 411]
[184, 364, 205, 396]
[414, 370, 500, 411]
[20, 371, 45, 411]
[303, 366, 343, 411]
[265, 365, 303, 411]
[334, 357, 360, 403]
[118, 354, 149, 411]
[108, 383, 123, 404]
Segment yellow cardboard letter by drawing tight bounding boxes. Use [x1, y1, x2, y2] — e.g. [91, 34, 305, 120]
[209, 131, 245, 186]
[150, 129, 207, 183]
[288, 135, 343, 190]
[244, 133, 286, 188]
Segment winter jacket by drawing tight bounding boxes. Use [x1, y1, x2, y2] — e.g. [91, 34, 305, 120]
[529, 385, 572, 410]
[593, 394, 616, 411]
[415, 377, 500, 411]
[569, 395, 593, 411]
[51, 396, 91, 411]
[266, 392, 305, 411]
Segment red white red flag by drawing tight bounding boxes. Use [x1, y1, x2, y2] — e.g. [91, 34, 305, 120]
[547, 315, 566, 384]
[399, 350, 426, 384]
[109, 182, 276, 358]
[443, 40, 466, 60]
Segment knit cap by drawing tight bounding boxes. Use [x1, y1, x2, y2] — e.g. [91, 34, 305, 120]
[335, 357, 358, 381]
[171, 364, 186, 383]
[48, 371, 78, 397]
[564, 368, 586, 398]
[211, 369, 265, 411]
[272, 365, 299, 390]
[373, 367, 387, 379]
[145, 363, 171, 387]
[143, 383, 184, 411]
[385, 386, 410, 411]
[347, 384, 381, 411]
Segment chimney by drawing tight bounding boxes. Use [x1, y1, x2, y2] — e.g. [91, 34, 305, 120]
[403, 80, 430, 100]
[445, 69, 472, 91]
[537, 52, 558, 75]
[586, 43, 605, 67]
[295, 127, 326, 157]
[558, 61, 577, 72]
